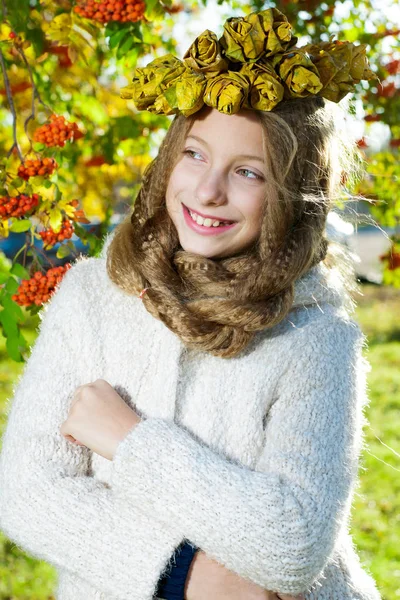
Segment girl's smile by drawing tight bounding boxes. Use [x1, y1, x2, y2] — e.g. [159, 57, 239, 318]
[182, 203, 238, 236]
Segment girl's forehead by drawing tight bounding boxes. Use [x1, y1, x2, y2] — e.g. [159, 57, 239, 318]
[186, 110, 264, 149]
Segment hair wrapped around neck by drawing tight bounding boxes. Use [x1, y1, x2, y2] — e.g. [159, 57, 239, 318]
[106, 96, 359, 358]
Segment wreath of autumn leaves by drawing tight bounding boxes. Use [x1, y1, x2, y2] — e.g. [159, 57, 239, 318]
[120, 8, 377, 117]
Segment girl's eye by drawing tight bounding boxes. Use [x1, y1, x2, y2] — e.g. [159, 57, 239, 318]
[183, 149, 202, 160]
[237, 168, 264, 181]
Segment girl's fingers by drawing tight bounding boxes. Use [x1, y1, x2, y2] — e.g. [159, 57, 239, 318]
[63, 434, 85, 446]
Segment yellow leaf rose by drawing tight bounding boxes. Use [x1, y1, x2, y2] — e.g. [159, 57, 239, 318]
[240, 62, 284, 111]
[219, 8, 297, 64]
[120, 54, 186, 110]
[176, 71, 207, 116]
[273, 50, 323, 99]
[183, 30, 229, 78]
[302, 40, 376, 102]
[203, 70, 251, 115]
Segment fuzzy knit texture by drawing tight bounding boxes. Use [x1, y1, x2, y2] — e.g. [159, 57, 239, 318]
[0, 231, 382, 600]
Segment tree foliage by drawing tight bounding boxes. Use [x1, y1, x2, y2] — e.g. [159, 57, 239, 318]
[0, 0, 399, 361]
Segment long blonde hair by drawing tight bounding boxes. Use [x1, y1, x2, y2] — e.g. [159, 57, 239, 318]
[106, 96, 361, 358]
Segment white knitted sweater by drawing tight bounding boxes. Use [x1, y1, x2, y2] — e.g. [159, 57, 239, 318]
[0, 233, 382, 600]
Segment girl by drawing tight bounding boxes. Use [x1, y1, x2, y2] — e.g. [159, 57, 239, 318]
[0, 8, 382, 600]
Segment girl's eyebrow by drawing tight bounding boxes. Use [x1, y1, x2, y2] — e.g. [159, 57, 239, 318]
[186, 134, 265, 163]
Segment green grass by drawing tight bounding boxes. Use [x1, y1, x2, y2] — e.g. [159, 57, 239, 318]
[0, 284, 399, 599]
[349, 284, 400, 600]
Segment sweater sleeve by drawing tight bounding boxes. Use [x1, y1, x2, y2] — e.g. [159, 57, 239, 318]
[110, 316, 369, 596]
[0, 260, 184, 600]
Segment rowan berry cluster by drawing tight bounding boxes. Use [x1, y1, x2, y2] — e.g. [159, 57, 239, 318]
[33, 114, 84, 148]
[40, 218, 74, 248]
[73, 0, 146, 23]
[0, 193, 40, 218]
[12, 264, 72, 307]
[17, 158, 58, 180]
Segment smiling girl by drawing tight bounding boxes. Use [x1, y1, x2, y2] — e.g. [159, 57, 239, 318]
[0, 8, 381, 600]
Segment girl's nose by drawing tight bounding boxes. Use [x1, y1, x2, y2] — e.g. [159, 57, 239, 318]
[195, 172, 227, 207]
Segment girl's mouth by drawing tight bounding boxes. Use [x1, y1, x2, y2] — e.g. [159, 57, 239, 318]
[182, 204, 237, 236]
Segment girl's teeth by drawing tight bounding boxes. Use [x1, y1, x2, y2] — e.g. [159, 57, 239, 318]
[189, 209, 230, 228]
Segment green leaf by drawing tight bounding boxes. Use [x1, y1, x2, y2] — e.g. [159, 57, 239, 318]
[10, 263, 29, 279]
[144, 0, 166, 19]
[54, 184, 62, 203]
[33, 142, 46, 152]
[25, 25, 46, 57]
[10, 177, 25, 189]
[6, 334, 23, 362]
[56, 244, 72, 259]
[0, 308, 19, 338]
[108, 28, 129, 50]
[5, 277, 19, 294]
[129, 22, 143, 43]
[29, 175, 46, 187]
[17, 328, 29, 354]
[117, 34, 135, 59]
[144, 0, 160, 16]
[3, 294, 24, 321]
[9, 219, 32, 233]
[6, 0, 31, 35]
[49, 208, 62, 231]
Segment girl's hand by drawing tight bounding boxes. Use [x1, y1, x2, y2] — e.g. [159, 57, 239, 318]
[60, 379, 141, 461]
[185, 551, 305, 600]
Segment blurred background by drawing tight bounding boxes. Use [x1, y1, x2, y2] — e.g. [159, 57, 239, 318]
[0, 0, 399, 598]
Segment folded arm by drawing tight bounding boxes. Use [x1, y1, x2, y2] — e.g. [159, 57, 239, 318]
[111, 315, 369, 596]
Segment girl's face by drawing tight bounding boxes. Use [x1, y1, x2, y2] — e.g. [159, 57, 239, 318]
[166, 106, 267, 259]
